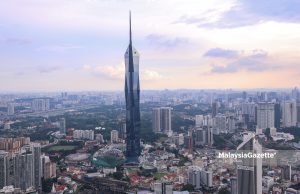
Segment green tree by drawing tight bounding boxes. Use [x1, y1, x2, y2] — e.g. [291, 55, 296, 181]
[181, 184, 195, 192]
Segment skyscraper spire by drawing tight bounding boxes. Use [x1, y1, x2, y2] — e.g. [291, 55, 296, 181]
[129, 11, 132, 45]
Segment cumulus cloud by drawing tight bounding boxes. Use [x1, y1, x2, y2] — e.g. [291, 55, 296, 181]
[207, 48, 277, 73]
[146, 34, 188, 48]
[176, 0, 300, 28]
[83, 63, 163, 81]
[204, 48, 239, 58]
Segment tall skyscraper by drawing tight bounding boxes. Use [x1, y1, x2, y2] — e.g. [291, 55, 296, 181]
[125, 12, 141, 162]
[236, 133, 262, 194]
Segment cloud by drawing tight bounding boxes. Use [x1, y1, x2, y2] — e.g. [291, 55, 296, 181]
[146, 34, 188, 48]
[83, 63, 163, 81]
[208, 49, 276, 73]
[3, 37, 32, 45]
[141, 70, 163, 81]
[204, 48, 239, 58]
[36, 44, 82, 52]
[37, 66, 60, 73]
[176, 0, 300, 28]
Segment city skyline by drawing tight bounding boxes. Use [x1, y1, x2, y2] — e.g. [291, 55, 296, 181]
[1, 0, 300, 91]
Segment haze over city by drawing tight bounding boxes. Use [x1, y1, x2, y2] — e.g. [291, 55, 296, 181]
[1, 0, 300, 91]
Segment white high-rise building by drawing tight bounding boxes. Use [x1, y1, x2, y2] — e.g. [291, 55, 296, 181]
[241, 102, 256, 122]
[0, 151, 8, 188]
[236, 133, 262, 194]
[7, 103, 14, 116]
[256, 103, 275, 130]
[187, 166, 213, 189]
[73, 130, 94, 140]
[0, 144, 42, 192]
[152, 108, 161, 132]
[195, 115, 204, 127]
[32, 98, 50, 112]
[95, 134, 104, 144]
[152, 107, 172, 134]
[194, 127, 213, 146]
[214, 114, 227, 134]
[154, 182, 173, 194]
[111, 130, 119, 143]
[41, 154, 56, 179]
[282, 100, 297, 127]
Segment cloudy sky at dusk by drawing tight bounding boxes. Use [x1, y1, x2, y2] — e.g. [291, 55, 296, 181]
[0, 0, 300, 91]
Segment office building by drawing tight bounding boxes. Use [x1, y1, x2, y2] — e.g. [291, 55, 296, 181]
[297, 101, 300, 126]
[282, 100, 297, 127]
[187, 166, 213, 189]
[154, 182, 173, 194]
[0, 143, 42, 192]
[195, 115, 204, 127]
[111, 130, 119, 143]
[0, 151, 8, 188]
[274, 103, 281, 129]
[125, 12, 141, 162]
[95, 134, 104, 144]
[59, 118, 66, 135]
[32, 98, 50, 112]
[194, 127, 213, 146]
[73, 130, 94, 140]
[214, 114, 227, 134]
[7, 103, 14, 116]
[13, 147, 35, 191]
[236, 133, 262, 194]
[256, 103, 275, 130]
[152, 107, 172, 134]
[32, 143, 41, 191]
[241, 103, 256, 122]
[212, 102, 218, 117]
[152, 108, 161, 132]
[230, 177, 237, 194]
[41, 154, 56, 179]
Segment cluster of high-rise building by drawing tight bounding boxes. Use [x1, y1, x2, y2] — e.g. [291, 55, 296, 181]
[152, 107, 172, 135]
[0, 143, 43, 192]
[31, 98, 50, 112]
[41, 154, 57, 179]
[0, 137, 30, 153]
[187, 166, 213, 189]
[73, 129, 94, 140]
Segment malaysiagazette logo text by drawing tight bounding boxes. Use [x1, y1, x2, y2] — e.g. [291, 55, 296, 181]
[217, 152, 276, 159]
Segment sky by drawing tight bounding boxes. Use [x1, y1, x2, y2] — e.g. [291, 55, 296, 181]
[0, 0, 300, 91]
